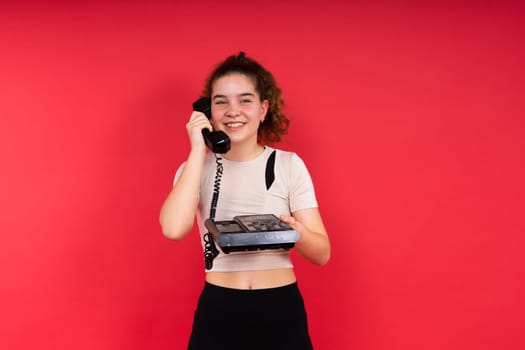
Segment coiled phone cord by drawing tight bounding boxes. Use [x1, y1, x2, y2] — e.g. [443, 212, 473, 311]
[203, 154, 222, 270]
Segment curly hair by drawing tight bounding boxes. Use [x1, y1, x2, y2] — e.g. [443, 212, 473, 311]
[202, 52, 290, 145]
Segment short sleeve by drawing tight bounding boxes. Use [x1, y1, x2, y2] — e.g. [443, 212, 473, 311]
[289, 153, 318, 212]
[173, 162, 187, 186]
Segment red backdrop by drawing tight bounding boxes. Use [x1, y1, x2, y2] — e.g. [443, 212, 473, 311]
[1, 2, 524, 349]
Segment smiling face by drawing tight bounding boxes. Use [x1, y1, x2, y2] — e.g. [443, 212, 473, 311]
[210, 73, 269, 148]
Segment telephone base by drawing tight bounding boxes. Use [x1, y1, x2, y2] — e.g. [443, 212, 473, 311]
[216, 230, 298, 254]
[204, 214, 299, 254]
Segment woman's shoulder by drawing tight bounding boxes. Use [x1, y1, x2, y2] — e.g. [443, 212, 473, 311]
[266, 147, 311, 177]
[267, 146, 297, 157]
[268, 146, 304, 164]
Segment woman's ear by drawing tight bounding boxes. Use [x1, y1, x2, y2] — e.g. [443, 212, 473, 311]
[260, 99, 269, 121]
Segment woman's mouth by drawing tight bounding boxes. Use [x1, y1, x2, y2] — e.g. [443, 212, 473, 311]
[225, 122, 245, 128]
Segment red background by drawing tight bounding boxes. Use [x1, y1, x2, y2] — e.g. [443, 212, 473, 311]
[1, 1, 524, 349]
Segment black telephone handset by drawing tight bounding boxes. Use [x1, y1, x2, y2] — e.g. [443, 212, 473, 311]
[193, 97, 231, 154]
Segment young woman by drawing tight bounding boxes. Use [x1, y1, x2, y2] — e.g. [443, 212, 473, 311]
[159, 52, 330, 350]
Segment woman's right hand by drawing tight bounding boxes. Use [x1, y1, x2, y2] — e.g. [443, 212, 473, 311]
[186, 111, 212, 152]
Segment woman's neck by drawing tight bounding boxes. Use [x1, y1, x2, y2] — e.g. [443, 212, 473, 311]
[222, 143, 265, 162]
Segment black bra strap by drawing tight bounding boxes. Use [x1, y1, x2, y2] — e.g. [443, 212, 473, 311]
[265, 150, 277, 190]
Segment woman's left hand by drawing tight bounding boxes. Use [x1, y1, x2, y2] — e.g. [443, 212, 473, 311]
[279, 210, 331, 266]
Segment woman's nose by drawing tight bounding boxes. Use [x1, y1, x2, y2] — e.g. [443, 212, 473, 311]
[225, 102, 240, 117]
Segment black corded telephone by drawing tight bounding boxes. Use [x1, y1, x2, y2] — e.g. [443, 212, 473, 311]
[192, 97, 231, 154]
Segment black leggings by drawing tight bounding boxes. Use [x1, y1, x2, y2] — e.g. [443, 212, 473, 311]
[188, 282, 313, 350]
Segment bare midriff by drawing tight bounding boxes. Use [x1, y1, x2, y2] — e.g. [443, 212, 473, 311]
[206, 268, 296, 290]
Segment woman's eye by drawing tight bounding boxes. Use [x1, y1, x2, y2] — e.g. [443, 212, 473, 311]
[241, 99, 252, 104]
[215, 101, 226, 105]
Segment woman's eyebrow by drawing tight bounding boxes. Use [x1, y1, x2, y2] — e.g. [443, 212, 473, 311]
[212, 94, 227, 101]
[212, 92, 255, 100]
[239, 93, 255, 98]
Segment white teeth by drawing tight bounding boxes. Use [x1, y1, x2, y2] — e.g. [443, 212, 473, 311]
[226, 122, 244, 128]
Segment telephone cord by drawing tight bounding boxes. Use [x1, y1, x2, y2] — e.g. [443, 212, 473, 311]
[203, 153, 223, 269]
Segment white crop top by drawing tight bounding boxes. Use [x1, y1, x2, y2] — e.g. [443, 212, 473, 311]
[173, 146, 318, 272]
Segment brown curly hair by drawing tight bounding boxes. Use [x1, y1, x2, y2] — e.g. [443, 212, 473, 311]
[202, 52, 290, 145]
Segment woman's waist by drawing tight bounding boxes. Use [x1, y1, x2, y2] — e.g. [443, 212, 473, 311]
[205, 268, 296, 290]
